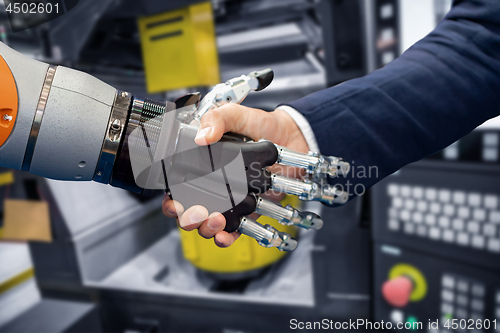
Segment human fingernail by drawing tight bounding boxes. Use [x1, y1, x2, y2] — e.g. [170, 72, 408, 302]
[189, 207, 208, 224]
[195, 127, 212, 144]
[208, 216, 223, 231]
[167, 206, 177, 216]
[214, 234, 225, 247]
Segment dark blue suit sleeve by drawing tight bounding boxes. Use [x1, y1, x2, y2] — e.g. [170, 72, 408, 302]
[286, 0, 500, 198]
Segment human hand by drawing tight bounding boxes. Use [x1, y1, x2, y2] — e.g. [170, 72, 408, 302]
[162, 103, 309, 248]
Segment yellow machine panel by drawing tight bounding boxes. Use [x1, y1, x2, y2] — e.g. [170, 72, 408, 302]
[179, 196, 300, 273]
[138, 2, 220, 93]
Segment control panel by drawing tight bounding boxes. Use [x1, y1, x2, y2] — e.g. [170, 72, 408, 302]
[372, 161, 500, 271]
[372, 129, 500, 331]
[374, 243, 500, 332]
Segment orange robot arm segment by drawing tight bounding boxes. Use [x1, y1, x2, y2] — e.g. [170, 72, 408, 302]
[0, 55, 18, 147]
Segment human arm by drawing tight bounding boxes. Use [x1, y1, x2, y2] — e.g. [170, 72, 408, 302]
[284, 0, 500, 193]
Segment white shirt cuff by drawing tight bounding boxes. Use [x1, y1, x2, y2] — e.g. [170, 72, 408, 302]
[275, 105, 320, 153]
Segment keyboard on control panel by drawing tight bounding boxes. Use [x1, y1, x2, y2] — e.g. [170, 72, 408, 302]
[386, 184, 500, 254]
[440, 274, 486, 329]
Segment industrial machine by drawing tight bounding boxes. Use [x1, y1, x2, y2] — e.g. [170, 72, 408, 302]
[18, 174, 371, 332]
[372, 124, 500, 331]
[319, 0, 401, 85]
[0, 0, 427, 331]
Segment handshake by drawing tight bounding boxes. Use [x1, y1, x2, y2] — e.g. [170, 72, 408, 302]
[129, 69, 349, 251]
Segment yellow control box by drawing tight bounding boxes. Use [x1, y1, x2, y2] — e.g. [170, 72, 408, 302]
[138, 2, 220, 93]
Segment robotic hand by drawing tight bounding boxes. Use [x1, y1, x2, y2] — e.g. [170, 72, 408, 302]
[160, 69, 351, 251]
[0, 42, 349, 251]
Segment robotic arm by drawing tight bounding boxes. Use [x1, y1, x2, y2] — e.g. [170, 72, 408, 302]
[0, 42, 349, 251]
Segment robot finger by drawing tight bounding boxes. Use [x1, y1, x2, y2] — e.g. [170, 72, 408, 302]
[270, 173, 349, 205]
[254, 195, 323, 230]
[189, 69, 274, 123]
[274, 144, 350, 178]
[238, 216, 297, 251]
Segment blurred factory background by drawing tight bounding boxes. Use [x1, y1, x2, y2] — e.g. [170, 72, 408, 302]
[1, 0, 500, 332]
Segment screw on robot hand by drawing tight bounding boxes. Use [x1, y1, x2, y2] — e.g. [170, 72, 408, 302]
[254, 196, 323, 230]
[238, 216, 297, 251]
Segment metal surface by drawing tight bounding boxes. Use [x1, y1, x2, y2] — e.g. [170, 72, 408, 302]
[109, 97, 169, 194]
[21, 64, 57, 172]
[31, 176, 169, 289]
[217, 22, 308, 65]
[93, 90, 132, 184]
[271, 173, 316, 200]
[109, 98, 147, 194]
[28, 66, 117, 181]
[271, 173, 349, 205]
[255, 196, 323, 230]
[128, 99, 145, 136]
[256, 196, 293, 223]
[93, 229, 314, 306]
[66, 196, 370, 332]
[238, 217, 297, 251]
[275, 144, 350, 178]
[49, 0, 116, 63]
[0, 298, 102, 333]
[188, 69, 271, 124]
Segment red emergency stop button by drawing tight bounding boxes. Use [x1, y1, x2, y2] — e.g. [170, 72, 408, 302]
[382, 276, 413, 307]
